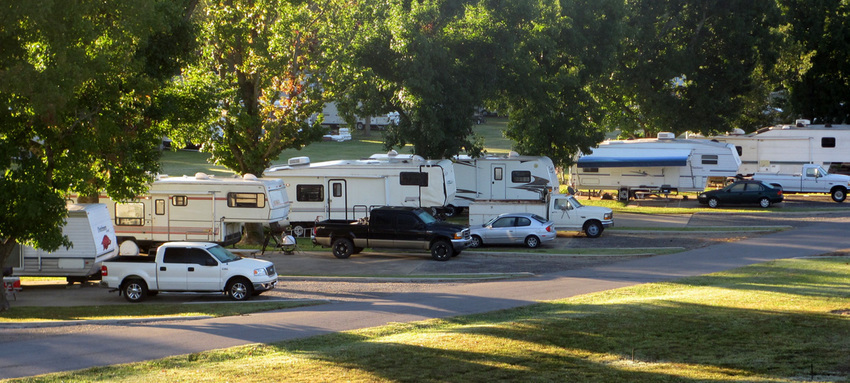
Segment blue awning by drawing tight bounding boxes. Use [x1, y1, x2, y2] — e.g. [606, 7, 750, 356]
[576, 148, 691, 168]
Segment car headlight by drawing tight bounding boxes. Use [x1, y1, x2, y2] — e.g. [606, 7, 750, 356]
[699, 193, 706, 198]
[604, 213, 612, 220]
[453, 232, 464, 239]
[253, 268, 268, 276]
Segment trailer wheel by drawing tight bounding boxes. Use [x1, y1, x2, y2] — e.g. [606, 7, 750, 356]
[524, 235, 541, 248]
[443, 205, 457, 217]
[584, 220, 603, 238]
[122, 278, 148, 303]
[618, 188, 629, 202]
[832, 188, 846, 203]
[708, 197, 720, 208]
[226, 278, 253, 301]
[430, 240, 453, 261]
[759, 197, 771, 208]
[332, 238, 355, 259]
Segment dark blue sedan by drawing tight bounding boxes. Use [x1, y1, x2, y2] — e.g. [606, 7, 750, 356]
[698, 180, 784, 208]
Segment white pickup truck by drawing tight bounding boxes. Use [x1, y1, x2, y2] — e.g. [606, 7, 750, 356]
[752, 164, 850, 203]
[469, 194, 614, 238]
[101, 242, 278, 302]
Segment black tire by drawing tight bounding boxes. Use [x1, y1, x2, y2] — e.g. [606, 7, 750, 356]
[469, 235, 483, 248]
[443, 205, 457, 217]
[356, 122, 365, 130]
[708, 197, 720, 208]
[122, 278, 148, 303]
[832, 188, 846, 203]
[430, 240, 453, 261]
[332, 238, 354, 259]
[352, 247, 364, 255]
[227, 278, 253, 301]
[759, 197, 771, 208]
[525, 235, 541, 248]
[584, 220, 604, 238]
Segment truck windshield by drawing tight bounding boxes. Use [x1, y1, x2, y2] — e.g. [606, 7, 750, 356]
[415, 210, 438, 224]
[567, 196, 583, 208]
[207, 245, 240, 263]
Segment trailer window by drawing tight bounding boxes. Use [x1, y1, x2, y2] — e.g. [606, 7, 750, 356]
[296, 185, 324, 202]
[332, 182, 343, 197]
[400, 172, 428, 186]
[493, 167, 503, 181]
[155, 199, 165, 215]
[582, 168, 599, 173]
[702, 155, 718, 165]
[228, 193, 266, 208]
[511, 171, 532, 183]
[735, 146, 743, 156]
[172, 195, 188, 206]
[115, 202, 144, 226]
[822, 137, 836, 148]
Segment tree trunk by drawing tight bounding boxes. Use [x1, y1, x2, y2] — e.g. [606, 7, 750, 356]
[0, 240, 16, 312]
[364, 115, 372, 137]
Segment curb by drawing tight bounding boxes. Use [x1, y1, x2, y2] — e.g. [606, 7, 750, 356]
[0, 315, 213, 329]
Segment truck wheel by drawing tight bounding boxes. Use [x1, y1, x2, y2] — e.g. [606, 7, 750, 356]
[122, 279, 148, 303]
[443, 205, 457, 217]
[524, 235, 541, 248]
[430, 240, 453, 261]
[708, 197, 720, 208]
[759, 197, 771, 208]
[332, 238, 354, 259]
[832, 188, 846, 203]
[227, 278, 253, 301]
[469, 235, 483, 248]
[584, 221, 603, 238]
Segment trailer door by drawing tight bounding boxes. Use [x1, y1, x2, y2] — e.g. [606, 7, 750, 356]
[328, 179, 348, 220]
[491, 163, 506, 199]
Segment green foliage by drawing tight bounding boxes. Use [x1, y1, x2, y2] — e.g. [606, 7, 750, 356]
[181, 0, 334, 176]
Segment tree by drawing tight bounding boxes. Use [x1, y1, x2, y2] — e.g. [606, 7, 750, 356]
[777, 0, 850, 124]
[498, 0, 625, 168]
[0, 1, 197, 311]
[602, 0, 782, 137]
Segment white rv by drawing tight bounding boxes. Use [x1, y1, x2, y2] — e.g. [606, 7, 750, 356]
[710, 119, 850, 175]
[264, 154, 456, 236]
[9, 204, 117, 282]
[449, 153, 559, 215]
[71, 173, 291, 253]
[318, 102, 399, 131]
[572, 133, 742, 200]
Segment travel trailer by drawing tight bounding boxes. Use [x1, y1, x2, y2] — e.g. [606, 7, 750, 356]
[70, 173, 291, 254]
[710, 119, 850, 175]
[264, 154, 456, 236]
[449, 153, 559, 216]
[572, 133, 742, 200]
[317, 102, 399, 131]
[9, 204, 117, 282]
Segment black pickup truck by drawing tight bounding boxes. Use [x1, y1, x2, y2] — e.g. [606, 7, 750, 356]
[311, 206, 471, 261]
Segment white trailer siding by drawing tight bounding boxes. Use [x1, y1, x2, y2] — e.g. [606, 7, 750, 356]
[452, 154, 559, 208]
[11, 204, 117, 278]
[264, 156, 456, 232]
[70, 174, 291, 251]
[572, 137, 741, 198]
[468, 200, 547, 226]
[711, 123, 850, 175]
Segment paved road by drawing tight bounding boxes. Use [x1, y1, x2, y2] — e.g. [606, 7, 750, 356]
[2, 213, 849, 379]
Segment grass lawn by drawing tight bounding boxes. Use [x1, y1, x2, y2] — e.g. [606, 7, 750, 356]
[22, 256, 850, 382]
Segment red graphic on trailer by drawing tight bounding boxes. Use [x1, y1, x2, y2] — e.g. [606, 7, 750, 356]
[101, 235, 112, 250]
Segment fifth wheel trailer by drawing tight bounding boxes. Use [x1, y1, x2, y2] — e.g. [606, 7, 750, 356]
[8, 203, 118, 282]
[70, 173, 291, 254]
[571, 133, 741, 200]
[264, 154, 457, 236]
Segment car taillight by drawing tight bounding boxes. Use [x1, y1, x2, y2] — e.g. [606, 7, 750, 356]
[777, 190, 783, 195]
[101, 265, 108, 277]
[546, 225, 553, 232]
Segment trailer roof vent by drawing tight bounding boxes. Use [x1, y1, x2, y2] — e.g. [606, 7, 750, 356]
[657, 132, 676, 140]
[195, 172, 210, 179]
[729, 128, 745, 135]
[386, 149, 399, 157]
[288, 156, 310, 166]
[508, 151, 520, 158]
[795, 119, 811, 127]
[243, 173, 258, 180]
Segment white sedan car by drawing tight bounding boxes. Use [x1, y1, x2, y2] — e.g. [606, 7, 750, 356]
[469, 212, 556, 249]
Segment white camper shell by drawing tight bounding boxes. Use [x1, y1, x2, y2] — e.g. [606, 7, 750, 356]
[71, 173, 291, 254]
[450, 153, 559, 215]
[710, 119, 850, 175]
[10, 204, 117, 282]
[572, 133, 742, 200]
[264, 154, 456, 236]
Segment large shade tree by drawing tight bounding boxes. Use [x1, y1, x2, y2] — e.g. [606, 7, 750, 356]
[0, 0, 197, 311]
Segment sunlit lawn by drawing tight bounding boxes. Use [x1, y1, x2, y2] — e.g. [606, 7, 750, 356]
[24, 256, 850, 382]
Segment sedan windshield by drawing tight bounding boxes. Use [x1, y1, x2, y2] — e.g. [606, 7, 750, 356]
[207, 245, 241, 263]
